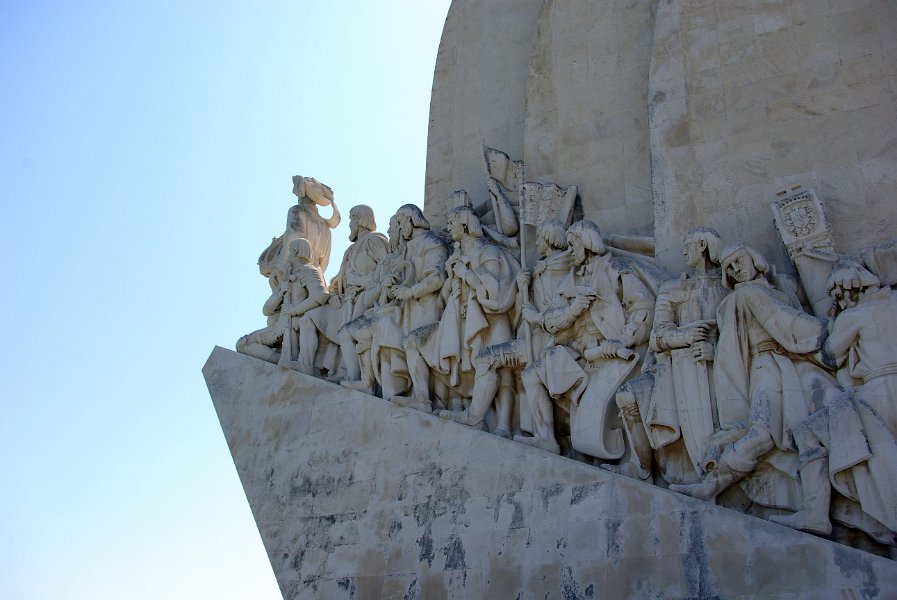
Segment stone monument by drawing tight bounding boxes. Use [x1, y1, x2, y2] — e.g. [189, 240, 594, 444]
[206, 1, 897, 597]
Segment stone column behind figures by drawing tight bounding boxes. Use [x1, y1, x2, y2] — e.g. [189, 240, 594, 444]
[669, 243, 840, 517]
[770, 263, 897, 548]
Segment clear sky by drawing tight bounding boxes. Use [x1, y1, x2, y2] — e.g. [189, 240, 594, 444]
[1, 1, 450, 597]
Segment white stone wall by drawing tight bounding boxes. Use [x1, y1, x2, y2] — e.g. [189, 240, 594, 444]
[524, 0, 656, 236]
[205, 347, 897, 599]
[426, 0, 896, 272]
[424, 0, 544, 230]
[650, 0, 897, 272]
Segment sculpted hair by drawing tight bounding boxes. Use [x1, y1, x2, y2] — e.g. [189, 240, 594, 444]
[685, 227, 723, 263]
[567, 220, 606, 255]
[289, 237, 314, 262]
[538, 219, 568, 250]
[720, 242, 768, 289]
[397, 204, 430, 230]
[351, 204, 377, 231]
[449, 205, 483, 238]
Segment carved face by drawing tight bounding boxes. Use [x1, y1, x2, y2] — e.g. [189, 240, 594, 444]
[569, 235, 587, 265]
[724, 250, 758, 284]
[387, 216, 401, 251]
[396, 214, 413, 241]
[683, 237, 704, 268]
[349, 210, 361, 242]
[447, 213, 465, 241]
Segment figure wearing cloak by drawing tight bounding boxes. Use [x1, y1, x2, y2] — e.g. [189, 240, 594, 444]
[425, 206, 520, 436]
[525, 221, 654, 461]
[298, 205, 388, 377]
[611, 228, 728, 484]
[771, 265, 897, 545]
[371, 204, 448, 406]
[670, 243, 839, 513]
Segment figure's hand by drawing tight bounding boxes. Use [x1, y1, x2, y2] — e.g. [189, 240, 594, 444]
[278, 281, 290, 295]
[522, 303, 540, 325]
[392, 285, 414, 301]
[487, 179, 500, 196]
[516, 270, 531, 292]
[570, 294, 592, 315]
[682, 320, 714, 345]
[691, 341, 714, 362]
[453, 264, 469, 280]
[598, 339, 623, 358]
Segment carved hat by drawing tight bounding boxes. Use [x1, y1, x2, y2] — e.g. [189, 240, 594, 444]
[292, 175, 334, 207]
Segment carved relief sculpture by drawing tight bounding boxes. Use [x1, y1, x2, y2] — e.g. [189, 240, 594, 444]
[770, 264, 897, 548]
[611, 227, 729, 484]
[669, 243, 840, 520]
[297, 205, 388, 378]
[427, 206, 520, 436]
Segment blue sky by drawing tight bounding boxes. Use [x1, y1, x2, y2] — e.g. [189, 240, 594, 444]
[1, 1, 450, 597]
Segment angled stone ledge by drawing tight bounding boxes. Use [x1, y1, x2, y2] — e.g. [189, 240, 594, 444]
[204, 346, 897, 599]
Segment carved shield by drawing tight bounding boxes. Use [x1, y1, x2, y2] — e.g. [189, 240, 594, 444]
[569, 353, 639, 460]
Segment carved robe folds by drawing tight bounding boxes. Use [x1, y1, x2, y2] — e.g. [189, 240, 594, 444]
[536, 254, 654, 459]
[714, 280, 839, 510]
[806, 289, 897, 542]
[640, 274, 728, 484]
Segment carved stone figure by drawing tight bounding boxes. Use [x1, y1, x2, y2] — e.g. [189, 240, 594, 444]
[503, 218, 575, 452]
[339, 215, 407, 395]
[237, 238, 329, 369]
[769, 264, 897, 546]
[257, 176, 341, 277]
[481, 146, 522, 241]
[669, 243, 839, 512]
[296, 205, 388, 377]
[274, 238, 330, 373]
[611, 227, 729, 484]
[427, 206, 520, 436]
[236, 266, 290, 364]
[371, 204, 449, 406]
[521, 221, 654, 461]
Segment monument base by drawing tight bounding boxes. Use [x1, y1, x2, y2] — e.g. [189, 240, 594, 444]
[204, 346, 897, 599]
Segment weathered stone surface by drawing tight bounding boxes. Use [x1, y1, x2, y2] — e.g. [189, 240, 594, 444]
[424, 0, 544, 230]
[204, 346, 897, 599]
[524, 0, 656, 236]
[649, 0, 897, 272]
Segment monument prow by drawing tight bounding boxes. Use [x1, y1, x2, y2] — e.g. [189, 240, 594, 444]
[204, 346, 897, 599]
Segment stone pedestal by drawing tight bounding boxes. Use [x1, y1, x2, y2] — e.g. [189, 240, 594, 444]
[204, 346, 897, 599]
